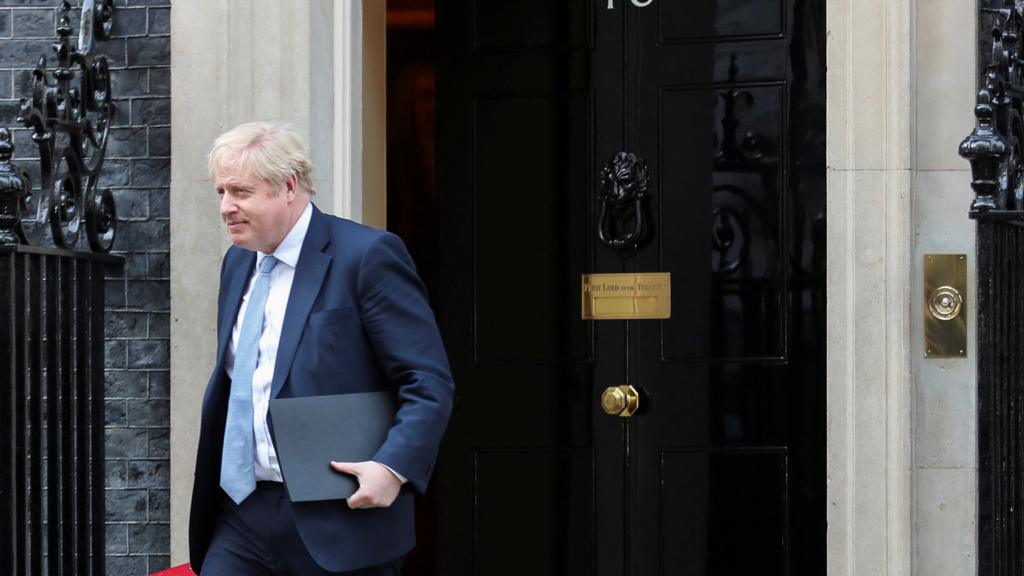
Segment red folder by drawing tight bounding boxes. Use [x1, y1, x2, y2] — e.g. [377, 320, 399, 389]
[149, 563, 195, 576]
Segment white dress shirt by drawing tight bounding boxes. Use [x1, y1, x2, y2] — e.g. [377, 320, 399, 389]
[224, 202, 406, 484]
[225, 203, 313, 482]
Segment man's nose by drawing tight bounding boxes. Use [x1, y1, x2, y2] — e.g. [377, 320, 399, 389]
[220, 193, 237, 216]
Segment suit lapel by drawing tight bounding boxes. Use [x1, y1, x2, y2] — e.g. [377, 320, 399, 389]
[215, 249, 256, 369]
[271, 207, 332, 399]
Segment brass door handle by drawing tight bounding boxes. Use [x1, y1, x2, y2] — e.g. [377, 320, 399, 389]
[601, 385, 640, 417]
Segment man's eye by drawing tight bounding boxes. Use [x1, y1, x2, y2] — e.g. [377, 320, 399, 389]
[216, 188, 225, 195]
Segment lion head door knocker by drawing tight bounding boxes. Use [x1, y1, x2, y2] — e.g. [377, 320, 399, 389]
[598, 152, 650, 255]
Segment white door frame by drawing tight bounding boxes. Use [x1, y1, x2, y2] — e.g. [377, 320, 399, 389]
[169, 0, 386, 563]
[171, 0, 917, 572]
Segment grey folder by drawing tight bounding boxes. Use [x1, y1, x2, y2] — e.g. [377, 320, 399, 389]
[269, 392, 396, 502]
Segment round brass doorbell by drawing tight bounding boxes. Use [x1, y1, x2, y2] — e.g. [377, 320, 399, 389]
[601, 385, 640, 417]
[928, 286, 963, 321]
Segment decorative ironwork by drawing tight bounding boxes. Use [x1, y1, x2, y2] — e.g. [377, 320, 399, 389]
[598, 151, 650, 255]
[962, 3, 1024, 575]
[0, 0, 117, 253]
[960, 4, 1022, 216]
[0, 129, 30, 246]
[78, 0, 115, 56]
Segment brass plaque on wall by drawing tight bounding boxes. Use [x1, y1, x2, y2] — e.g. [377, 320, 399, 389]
[581, 273, 671, 320]
[924, 254, 967, 358]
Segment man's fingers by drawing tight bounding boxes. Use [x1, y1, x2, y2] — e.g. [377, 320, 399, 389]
[347, 489, 368, 509]
[331, 461, 368, 508]
[330, 461, 360, 476]
[348, 490, 386, 509]
[346, 488, 390, 509]
[331, 460, 398, 509]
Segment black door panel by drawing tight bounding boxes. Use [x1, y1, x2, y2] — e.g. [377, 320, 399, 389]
[436, 1, 824, 574]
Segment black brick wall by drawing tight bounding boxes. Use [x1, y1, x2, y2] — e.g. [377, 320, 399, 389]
[0, 1, 171, 573]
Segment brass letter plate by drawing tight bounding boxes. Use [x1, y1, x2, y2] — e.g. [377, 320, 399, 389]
[924, 254, 967, 358]
[581, 273, 671, 320]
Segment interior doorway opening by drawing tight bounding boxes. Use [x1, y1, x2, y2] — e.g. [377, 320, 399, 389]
[387, 0, 439, 298]
[386, 1, 439, 574]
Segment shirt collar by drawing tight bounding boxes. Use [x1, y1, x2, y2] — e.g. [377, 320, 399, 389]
[257, 202, 313, 270]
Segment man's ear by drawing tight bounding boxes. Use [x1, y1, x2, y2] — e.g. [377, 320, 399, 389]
[285, 173, 298, 200]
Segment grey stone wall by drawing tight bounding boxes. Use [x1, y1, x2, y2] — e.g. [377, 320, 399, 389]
[0, 1, 171, 574]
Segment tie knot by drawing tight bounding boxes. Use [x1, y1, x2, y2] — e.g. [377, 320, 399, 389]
[258, 255, 279, 274]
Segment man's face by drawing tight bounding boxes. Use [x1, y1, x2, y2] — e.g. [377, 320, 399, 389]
[214, 156, 297, 253]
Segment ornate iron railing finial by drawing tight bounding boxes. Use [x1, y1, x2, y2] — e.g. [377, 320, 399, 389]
[0, 128, 30, 245]
[960, 3, 1024, 217]
[960, 86, 1010, 212]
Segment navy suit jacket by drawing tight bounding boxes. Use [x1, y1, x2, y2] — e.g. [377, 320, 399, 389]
[189, 206, 454, 573]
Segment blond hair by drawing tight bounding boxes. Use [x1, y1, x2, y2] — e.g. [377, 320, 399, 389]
[208, 121, 316, 195]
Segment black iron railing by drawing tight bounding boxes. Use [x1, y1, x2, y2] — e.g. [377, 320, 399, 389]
[0, 245, 118, 576]
[960, 2, 1024, 573]
[0, 3, 122, 572]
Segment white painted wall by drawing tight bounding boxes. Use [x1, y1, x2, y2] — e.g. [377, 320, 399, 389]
[828, 0, 980, 572]
[826, 0, 915, 571]
[911, 1, 977, 574]
[168, 0, 387, 563]
[827, 0, 983, 571]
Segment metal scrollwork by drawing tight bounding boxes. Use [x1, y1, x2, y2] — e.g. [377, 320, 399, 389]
[960, 3, 1023, 217]
[598, 151, 650, 255]
[0, 0, 117, 252]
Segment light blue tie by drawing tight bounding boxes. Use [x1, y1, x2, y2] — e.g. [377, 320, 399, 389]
[221, 255, 279, 504]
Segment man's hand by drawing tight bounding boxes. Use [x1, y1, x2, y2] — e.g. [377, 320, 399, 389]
[329, 460, 402, 509]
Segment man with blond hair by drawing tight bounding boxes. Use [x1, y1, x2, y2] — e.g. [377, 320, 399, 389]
[188, 121, 453, 575]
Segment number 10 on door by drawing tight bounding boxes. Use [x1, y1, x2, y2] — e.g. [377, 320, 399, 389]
[607, 0, 654, 8]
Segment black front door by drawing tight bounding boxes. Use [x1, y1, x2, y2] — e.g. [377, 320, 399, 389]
[435, 1, 825, 574]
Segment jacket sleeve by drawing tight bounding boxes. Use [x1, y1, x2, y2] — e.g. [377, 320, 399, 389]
[357, 232, 454, 493]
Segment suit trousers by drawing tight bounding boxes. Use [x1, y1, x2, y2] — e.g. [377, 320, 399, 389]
[200, 483, 403, 576]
